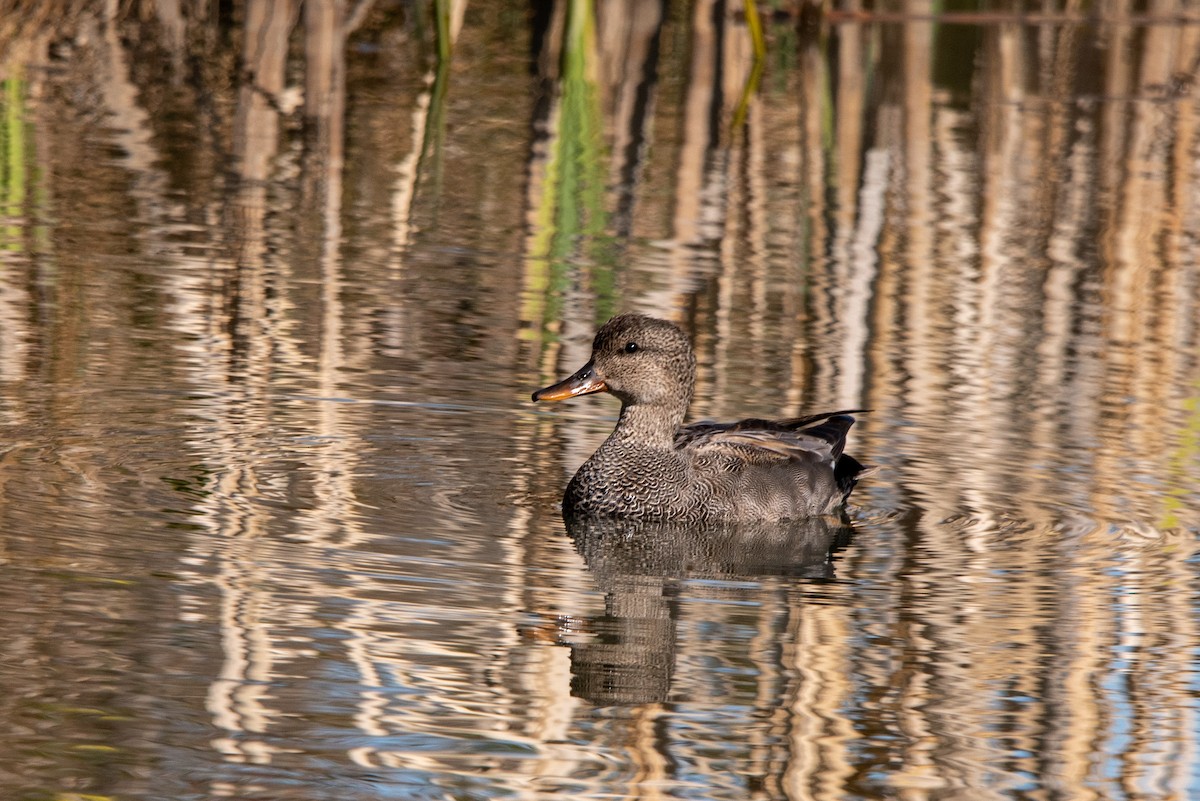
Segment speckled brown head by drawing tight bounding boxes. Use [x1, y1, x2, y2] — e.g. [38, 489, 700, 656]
[532, 314, 697, 413]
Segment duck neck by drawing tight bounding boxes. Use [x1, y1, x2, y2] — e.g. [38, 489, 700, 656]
[610, 399, 687, 450]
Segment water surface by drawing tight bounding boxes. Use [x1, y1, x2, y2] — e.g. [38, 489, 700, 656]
[0, 3, 1198, 800]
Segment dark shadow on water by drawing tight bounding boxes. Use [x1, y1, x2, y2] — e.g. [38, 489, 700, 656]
[564, 514, 854, 706]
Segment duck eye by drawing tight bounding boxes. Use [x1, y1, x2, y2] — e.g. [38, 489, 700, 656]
[623, 342, 639, 354]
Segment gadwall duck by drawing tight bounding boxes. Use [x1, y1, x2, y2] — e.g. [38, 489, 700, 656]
[532, 314, 871, 521]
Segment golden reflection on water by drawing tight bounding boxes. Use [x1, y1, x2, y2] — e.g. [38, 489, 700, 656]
[0, 2, 1198, 800]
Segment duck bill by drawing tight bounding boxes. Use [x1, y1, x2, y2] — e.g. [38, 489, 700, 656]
[532, 361, 608, 402]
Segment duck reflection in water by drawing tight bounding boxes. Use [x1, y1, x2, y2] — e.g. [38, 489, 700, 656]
[532, 314, 871, 522]
[564, 514, 854, 706]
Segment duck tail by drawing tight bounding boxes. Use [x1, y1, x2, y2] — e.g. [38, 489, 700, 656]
[835, 454, 876, 500]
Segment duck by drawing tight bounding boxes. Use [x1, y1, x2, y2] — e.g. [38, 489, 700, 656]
[531, 314, 871, 521]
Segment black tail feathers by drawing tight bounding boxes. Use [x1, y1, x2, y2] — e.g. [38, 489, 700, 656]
[835, 454, 877, 499]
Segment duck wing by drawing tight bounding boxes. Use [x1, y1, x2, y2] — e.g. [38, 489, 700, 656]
[676, 410, 866, 464]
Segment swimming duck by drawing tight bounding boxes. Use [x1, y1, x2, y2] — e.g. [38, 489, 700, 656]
[532, 314, 870, 521]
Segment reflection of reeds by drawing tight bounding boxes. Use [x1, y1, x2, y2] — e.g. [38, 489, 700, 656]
[0, 74, 29, 385]
[521, 0, 615, 358]
[2, 75, 25, 244]
[729, 0, 765, 131]
[0, 3, 1197, 799]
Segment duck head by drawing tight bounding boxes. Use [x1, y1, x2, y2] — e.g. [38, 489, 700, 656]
[532, 314, 697, 411]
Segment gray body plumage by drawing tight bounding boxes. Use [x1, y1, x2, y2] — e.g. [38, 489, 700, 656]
[534, 314, 870, 522]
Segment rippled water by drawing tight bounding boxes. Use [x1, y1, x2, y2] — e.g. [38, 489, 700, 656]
[0, 3, 1198, 800]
